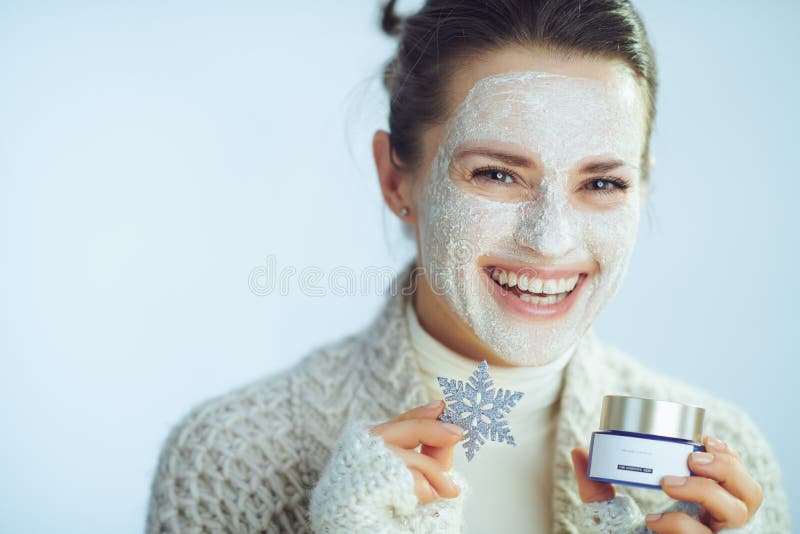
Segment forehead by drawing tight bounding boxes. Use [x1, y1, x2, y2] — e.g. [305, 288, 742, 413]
[441, 71, 646, 169]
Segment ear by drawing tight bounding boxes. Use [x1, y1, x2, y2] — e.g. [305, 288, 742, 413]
[373, 129, 416, 223]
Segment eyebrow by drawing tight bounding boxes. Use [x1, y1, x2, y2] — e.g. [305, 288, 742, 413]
[580, 160, 633, 174]
[455, 148, 638, 173]
[454, 147, 536, 168]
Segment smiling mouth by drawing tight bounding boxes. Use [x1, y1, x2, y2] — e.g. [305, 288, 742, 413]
[485, 265, 583, 305]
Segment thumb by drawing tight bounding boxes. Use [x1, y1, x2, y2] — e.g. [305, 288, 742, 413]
[570, 447, 616, 503]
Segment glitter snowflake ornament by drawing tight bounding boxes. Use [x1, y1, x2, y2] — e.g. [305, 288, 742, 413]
[437, 360, 524, 461]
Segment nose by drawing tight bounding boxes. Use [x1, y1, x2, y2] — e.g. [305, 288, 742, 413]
[512, 189, 578, 259]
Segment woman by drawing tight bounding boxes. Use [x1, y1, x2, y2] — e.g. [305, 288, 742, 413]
[146, 1, 790, 532]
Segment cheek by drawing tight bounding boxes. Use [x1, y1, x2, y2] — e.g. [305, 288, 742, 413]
[424, 170, 519, 252]
[581, 201, 640, 272]
[466, 197, 520, 245]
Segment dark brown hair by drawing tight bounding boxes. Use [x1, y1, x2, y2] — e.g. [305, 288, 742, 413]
[379, 0, 658, 182]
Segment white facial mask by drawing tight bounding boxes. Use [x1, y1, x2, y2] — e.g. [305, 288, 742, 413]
[416, 70, 646, 366]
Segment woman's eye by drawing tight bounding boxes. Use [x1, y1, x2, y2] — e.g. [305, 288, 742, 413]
[584, 177, 629, 193]
[473, 167, 515, 185]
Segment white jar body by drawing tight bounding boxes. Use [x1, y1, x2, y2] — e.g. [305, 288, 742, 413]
[587, 430, 704, 490]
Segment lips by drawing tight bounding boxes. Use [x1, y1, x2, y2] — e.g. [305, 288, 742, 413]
[486, 265, 581, 295]
[481, 263, 588, 313]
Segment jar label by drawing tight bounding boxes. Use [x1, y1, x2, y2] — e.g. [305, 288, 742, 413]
[588, 432, 694, 488]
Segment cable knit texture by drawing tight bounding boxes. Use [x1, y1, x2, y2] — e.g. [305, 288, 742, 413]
[146, 260, 791, 533]
[580, 495, 704, 533]
[308, 419, 470, 533]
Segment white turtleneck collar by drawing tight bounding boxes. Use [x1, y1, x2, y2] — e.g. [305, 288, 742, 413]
[404, 296, 577, 424]
[404, 294, 582, 533]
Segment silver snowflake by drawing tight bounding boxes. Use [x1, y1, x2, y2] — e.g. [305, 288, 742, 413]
[437, 360, 524, 461]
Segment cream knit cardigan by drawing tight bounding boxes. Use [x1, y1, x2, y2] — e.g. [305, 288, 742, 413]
[146, 261, 790, 533]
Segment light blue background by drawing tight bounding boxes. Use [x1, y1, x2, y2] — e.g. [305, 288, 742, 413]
[1, 1, 796, 532]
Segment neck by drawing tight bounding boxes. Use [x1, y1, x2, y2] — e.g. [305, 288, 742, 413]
[413, 264, 522, 368]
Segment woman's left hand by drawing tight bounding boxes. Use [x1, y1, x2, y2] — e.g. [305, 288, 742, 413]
[571, 435, 764, 533]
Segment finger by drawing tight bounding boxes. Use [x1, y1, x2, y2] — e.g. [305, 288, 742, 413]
[388, 400, 445, 424]
[421, 442, 456, 470]
[660, 475, 750, 530]
[410, 467, 439, 505]
[704, 435, 742, 463]
[371, 400, 444, 436]
[380, 400, 454, 466]
[570, 448, 615, 503]
[688, 447, 764, 516]
[389, 444, 460, 500]
[645, 511, 712, 534]
[372, 418, 466, 449]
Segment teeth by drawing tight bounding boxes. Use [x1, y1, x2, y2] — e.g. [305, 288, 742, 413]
[528, 277, 543, 293]
[518, 274, 529, 291]
[507, 271, 517, 287]
[489, 267, 580, 296]
[519, 291, 568, 305]
[542, 279, 558, 294]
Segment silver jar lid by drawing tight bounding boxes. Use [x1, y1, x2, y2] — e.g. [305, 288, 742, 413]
[599, 395, 705, 443]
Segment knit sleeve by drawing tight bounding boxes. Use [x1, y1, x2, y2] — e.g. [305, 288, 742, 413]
[309, 420, 469, 533]
[711, 407, 791, 533]
[575, 494, 702, 533]
[145, 375, 310, 533]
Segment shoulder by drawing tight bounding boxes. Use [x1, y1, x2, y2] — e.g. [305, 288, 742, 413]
[589, 336, 743, 417]
[145, 364, 306, 532]
[146, 331, 370, 533]
[592, 336, 791, 531]
[592, 336, 767, 446]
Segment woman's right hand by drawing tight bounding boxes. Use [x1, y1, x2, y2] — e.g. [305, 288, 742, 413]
[370, 399, 466, 504]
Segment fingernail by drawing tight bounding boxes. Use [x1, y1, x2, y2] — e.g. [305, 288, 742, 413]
[707, 435, 727, 451]
[662, 475, 687, 486]
[691, 451, 714, 464]
[444, 423, 467, 437]
[646, 513, 662, 522]
[422, 400, 442, 409]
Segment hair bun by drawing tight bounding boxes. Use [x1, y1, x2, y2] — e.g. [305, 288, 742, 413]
[381, 0, 403, 36]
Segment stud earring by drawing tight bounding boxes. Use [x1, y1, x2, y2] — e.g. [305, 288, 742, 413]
[399, 207, 410, 217]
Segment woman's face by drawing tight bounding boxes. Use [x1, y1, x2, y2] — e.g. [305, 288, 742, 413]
[406, 47, 649, 366]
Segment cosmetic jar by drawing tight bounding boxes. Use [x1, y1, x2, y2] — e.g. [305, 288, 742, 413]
[587, 395, 706, 490]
